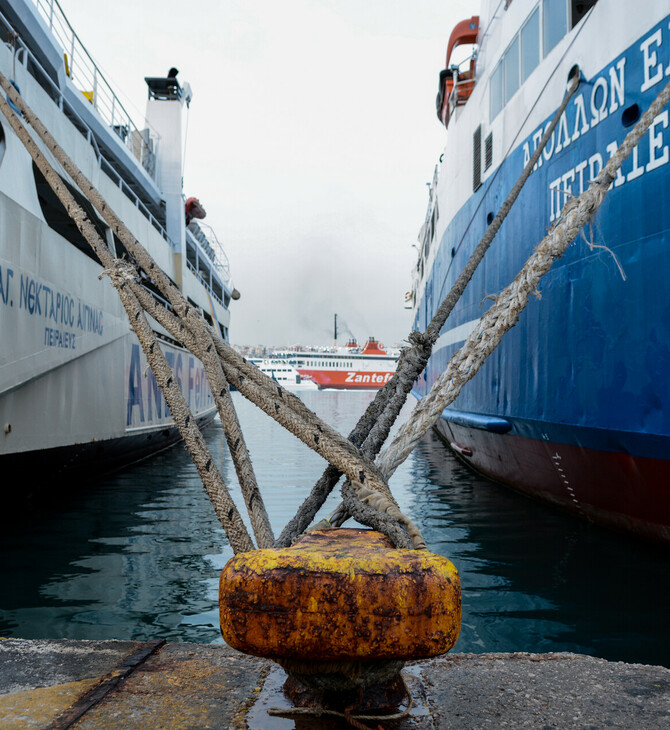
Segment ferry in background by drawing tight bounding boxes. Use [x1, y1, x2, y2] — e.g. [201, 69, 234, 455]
[410, 0, 670, 543]
[264, 314, 399, 390]
[0, 0, 237, 487]
[277, 337, 398, 390]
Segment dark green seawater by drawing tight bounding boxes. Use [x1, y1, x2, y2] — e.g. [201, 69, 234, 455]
[1, 391, 668, 667]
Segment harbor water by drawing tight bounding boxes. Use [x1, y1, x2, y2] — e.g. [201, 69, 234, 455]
[0, 391, 668, 668]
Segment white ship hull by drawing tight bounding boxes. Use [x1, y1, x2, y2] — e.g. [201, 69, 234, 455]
[0, 0, 234, 487]
[249, 359, 319, 391]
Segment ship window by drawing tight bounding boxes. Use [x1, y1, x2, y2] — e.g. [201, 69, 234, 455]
[32, 162, 108, 264]
[186, 241, 197, 270]
[484, 132, 493, 170]
[503, 35, 520, 103]
[198, 259, 211, 287]
[473, 125, 482, 191]
[542, 0, 568, 57]
[490, 61, 503, 118]
[571, 0, 597, 28]
[520, 8, 540, 83]
[0, 122, 5, 167]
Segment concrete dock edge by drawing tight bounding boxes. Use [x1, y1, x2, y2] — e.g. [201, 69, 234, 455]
[0, 639, 668, 728]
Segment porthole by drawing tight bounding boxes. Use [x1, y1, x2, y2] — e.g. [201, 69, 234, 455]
[567, 64, 581, 84]
[487, 212, 495, 225]
[0, 122, 5, 167]
[621, 103, 640, 128]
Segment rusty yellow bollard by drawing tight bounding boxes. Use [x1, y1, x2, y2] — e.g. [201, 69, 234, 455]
[219, 527, 460, 715]
[220, 528, 460, 661]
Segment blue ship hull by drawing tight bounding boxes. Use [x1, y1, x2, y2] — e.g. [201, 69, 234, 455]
[413, 9, 670, 542]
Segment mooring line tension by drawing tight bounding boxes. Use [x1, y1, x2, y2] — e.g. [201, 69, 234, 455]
[3, 52, 668, 724]
[0, 70, 421, 550]
[321, 70, 582, 533]
[376, 76, 670, 480]
[1, 69, 668, 557]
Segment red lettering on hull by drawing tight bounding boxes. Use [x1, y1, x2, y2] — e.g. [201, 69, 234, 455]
[297, 369, 393, 389]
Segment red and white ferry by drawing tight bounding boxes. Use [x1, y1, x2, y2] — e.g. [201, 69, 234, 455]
[275, 337, 398, 390]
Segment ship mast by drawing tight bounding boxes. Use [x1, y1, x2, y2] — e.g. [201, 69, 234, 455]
[334, 313, 338, 348]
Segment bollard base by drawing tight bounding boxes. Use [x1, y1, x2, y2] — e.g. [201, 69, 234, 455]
[283, 670, 408, 715]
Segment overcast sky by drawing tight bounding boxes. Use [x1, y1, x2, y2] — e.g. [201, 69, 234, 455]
[60, 0, 479, 346]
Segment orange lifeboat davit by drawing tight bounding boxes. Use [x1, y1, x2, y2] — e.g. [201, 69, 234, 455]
[436, 15, 479, 127]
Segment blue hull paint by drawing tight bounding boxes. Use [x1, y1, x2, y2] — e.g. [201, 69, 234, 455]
[414, 12, 670, 539]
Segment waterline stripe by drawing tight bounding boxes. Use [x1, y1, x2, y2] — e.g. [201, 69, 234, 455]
[434, 318, 480, 350]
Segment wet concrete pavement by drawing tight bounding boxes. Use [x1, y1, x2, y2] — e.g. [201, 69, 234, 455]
[0, 639, 668, 728]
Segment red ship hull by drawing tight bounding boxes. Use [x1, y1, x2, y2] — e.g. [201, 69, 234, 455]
[297, 369, 394, 390]
[435, 419, 670, 544]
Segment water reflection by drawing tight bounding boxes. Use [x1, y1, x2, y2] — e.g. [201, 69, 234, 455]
[403, 431, 670, 667]
[0, 453, 229, 642]
[0, 391, 668, 668]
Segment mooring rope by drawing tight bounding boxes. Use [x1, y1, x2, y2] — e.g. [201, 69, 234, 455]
[322, 71, 581, 532]
[0, 84, 258, 554]
[2, 66, 667, 555]
[1, 73, 279, 551]
[275, 331, 431, 546]
[0, 70, 424, 550]
[424, 71, 580, 344]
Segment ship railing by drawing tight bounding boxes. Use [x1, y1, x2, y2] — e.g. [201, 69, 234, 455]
[32, 0, 160, 181]
[421, 163, 439, 234]
[0, 5, 170, 244]
[187, 221, 233, 286]
[185, 226, 230, 310]
[448, 76, 476, 110]
[185, 257, 226, 310]
[139, 280, 171, 310]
